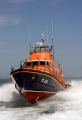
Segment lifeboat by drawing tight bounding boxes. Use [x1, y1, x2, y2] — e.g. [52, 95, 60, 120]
[10, 34, 71, 104]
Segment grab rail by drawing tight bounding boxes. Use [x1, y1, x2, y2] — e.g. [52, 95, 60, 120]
[11, 61, 25, 72]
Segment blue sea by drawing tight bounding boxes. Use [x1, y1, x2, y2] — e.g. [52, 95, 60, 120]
[0, 77, 82, 120]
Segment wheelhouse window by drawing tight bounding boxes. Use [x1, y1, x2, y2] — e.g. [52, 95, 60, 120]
[32, 61, 38, 66]
[46, 61, 49, 66]
[26, 62, 31, 66]
[40, 61, 45, 65]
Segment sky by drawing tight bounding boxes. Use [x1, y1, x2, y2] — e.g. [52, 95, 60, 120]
[0, 0, 82, 78]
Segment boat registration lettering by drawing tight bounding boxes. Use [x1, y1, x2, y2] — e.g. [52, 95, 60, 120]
[41, 78, 48, 84]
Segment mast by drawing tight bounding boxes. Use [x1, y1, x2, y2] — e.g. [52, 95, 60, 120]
[51, 18, 54, 58]
[41, 33, 45, 45]
[34, 28, 36, 47]
[47, 26, 48, 44]
[28, 24, 31, 53]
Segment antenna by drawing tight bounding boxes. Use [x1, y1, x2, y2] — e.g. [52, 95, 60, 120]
[28, 24, 31, 53]
[47, 26, 48, 44]
[51, 18, 53, 39]
[28, 24, 30, 42]
[51, 18, 54, 58]
[34, 28, 36, 46]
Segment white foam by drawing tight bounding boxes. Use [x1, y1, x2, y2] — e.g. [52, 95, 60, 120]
[0, 83, 24, 102]
[56, 81, 82, 101]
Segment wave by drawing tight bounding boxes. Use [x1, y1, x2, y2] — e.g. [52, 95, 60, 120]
[0, 83, 29, 108]
[56, 80, 82, 101]
[0, 83, 22, 102]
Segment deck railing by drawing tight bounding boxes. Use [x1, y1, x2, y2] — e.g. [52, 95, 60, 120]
[11, 61, 24, 72]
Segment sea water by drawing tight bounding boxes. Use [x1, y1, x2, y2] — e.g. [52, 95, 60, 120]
[0, 78, 82, 120]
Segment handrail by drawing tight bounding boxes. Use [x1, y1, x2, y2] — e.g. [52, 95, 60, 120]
[11, 61, 25, 72]
[54, 58, 60, 67]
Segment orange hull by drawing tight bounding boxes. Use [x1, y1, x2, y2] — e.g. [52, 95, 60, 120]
[23, 90, 56, 104]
